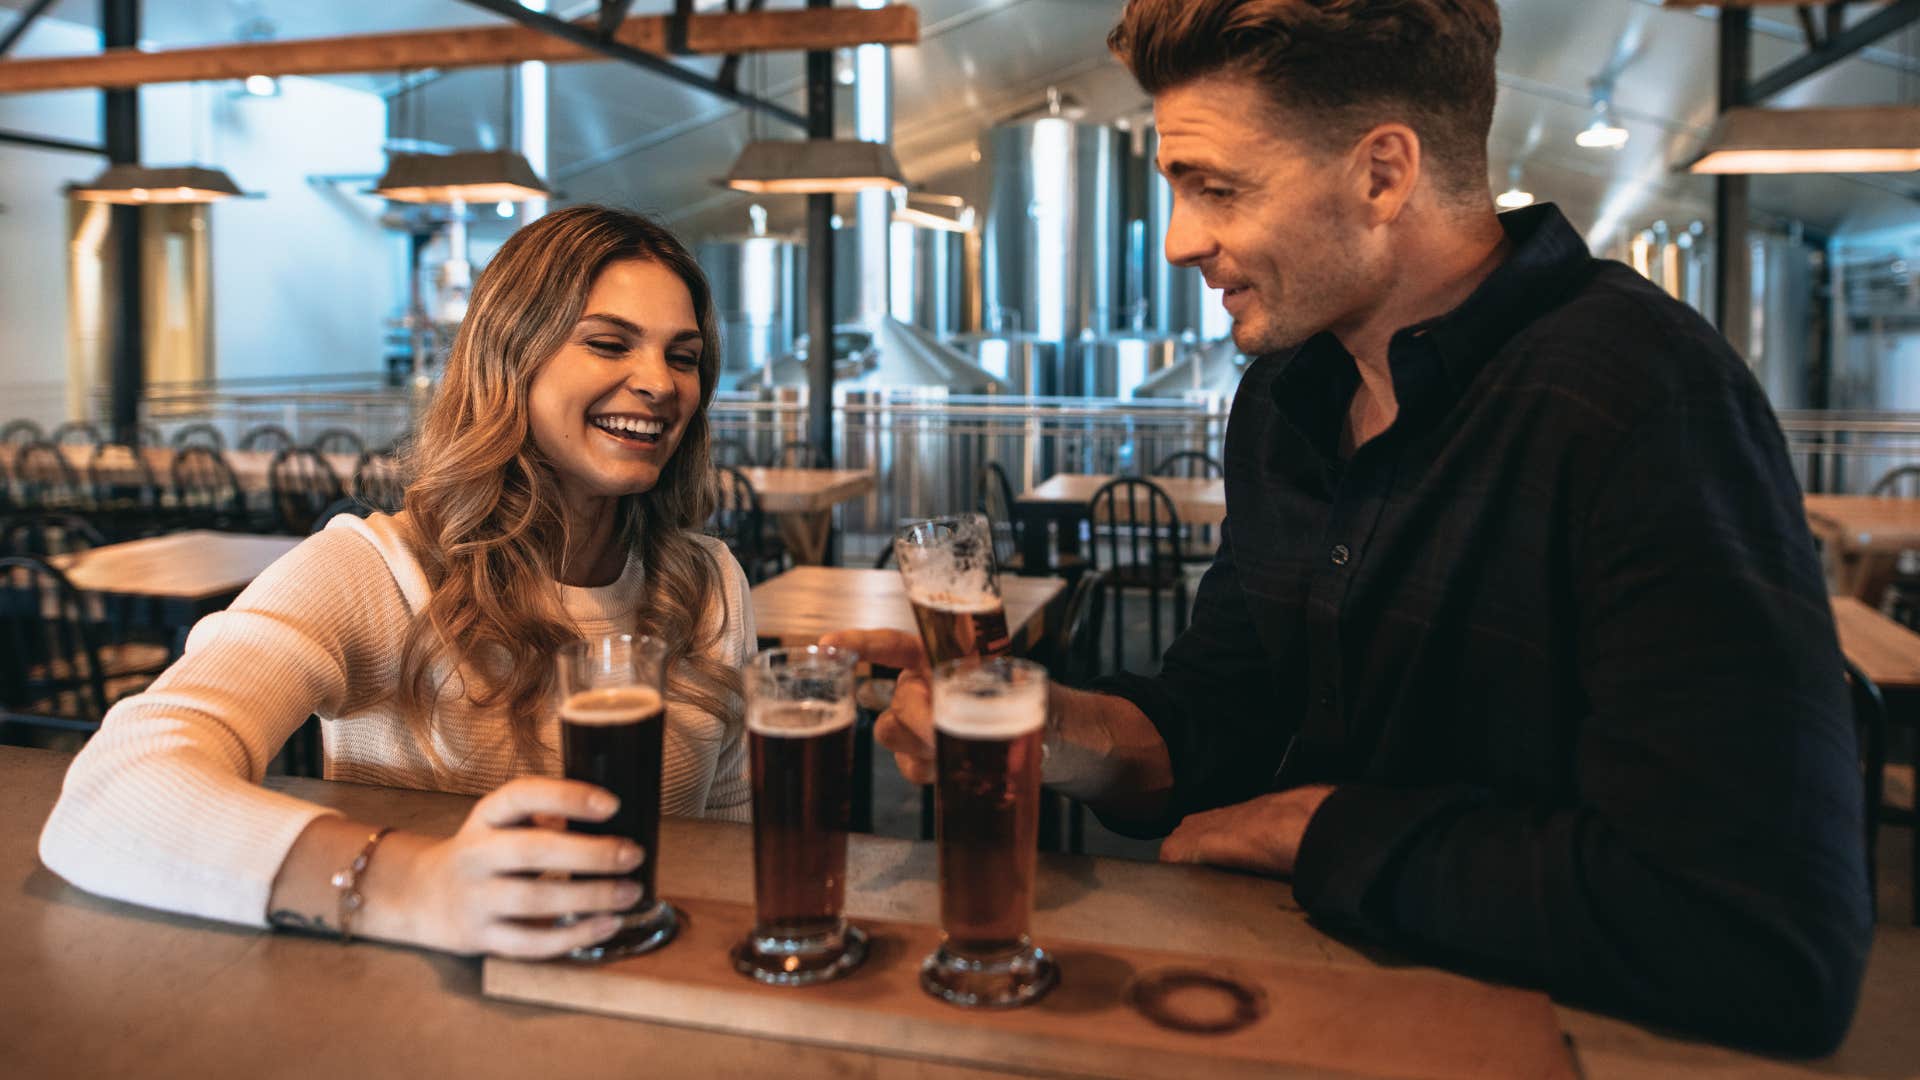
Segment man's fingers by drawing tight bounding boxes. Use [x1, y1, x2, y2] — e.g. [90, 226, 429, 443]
[894, 750, 935, 786]
[820, 629, 928, 672]
[472, 778, 618, 829]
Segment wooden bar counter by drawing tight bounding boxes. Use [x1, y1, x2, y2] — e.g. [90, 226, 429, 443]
[3, 746, 1916, 1078]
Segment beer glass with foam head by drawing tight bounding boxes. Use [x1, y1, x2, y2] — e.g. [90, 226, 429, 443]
[893, 513, 1012, 665]
[733, 645, 871, 986]
[555, 633, 679, 959]
[922, 657, 1058, 1007]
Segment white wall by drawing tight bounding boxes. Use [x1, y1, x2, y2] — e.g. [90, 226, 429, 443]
[0, 13, 395, 427]
[0, 17, 100, 427]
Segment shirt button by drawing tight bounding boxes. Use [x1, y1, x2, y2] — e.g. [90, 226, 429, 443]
[1330, 544, 1351, 567]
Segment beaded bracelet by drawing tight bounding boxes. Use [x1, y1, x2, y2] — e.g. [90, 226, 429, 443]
[330, 826, 395, 944]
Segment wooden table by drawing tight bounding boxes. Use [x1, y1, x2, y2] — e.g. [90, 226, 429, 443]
[1015, 473, 1226, 571]
[48, 530, 300, 638]
[4, 746, 1918, 1079]
[48, 444, 360, 496]
[1805, 494, 1920, 602]
[751, 566, 1066, 654]
[1832, 596, 1920, 692]
[739, 467, 876, 566]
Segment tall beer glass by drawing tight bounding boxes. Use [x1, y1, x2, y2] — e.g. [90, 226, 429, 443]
[555, 633, 678, 960]
[922, 657, 1058, 1007]
[894, 513, 1012, 664]
[733, 645, 871, 986]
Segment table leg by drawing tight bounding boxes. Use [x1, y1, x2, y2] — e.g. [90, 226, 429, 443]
[776, 511, 834, 566]
[1017, 506, 1050, 573]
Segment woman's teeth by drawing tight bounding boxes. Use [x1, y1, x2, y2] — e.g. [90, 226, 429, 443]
[592, 416, 664, 441]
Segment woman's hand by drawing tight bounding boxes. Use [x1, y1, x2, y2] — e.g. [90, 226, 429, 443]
[293, 778, 646, 959]
[821, 629, 936, 785]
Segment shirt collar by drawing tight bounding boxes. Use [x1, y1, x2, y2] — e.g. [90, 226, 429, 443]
[1407, 202, 1595, 391]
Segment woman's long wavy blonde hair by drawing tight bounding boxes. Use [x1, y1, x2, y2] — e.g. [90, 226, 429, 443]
[396, 205, 735, 769]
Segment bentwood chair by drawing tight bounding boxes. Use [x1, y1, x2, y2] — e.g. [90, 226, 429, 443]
[1154, 450, 1225, 567]
[267, 448, 344, 535]
[311, 428, 367, 458]
[1, 419, 43, 449]
[710, 437, 754, 469]
[1870, 464, 1920, 627]
[707, 465, 787, 583]
[1842, 658, 1903, 922]
[0, 556, 165, 745]
[1086, 477, 1189, 673]
[85, 443, 166, 538]
[350, 452, 405, 513]
[238, 424, 297, 454]
[11, 441, 85, 512]
[49, 421, 105, 449]
[170, 422, 226, 451]
[169, 446, 250, 531]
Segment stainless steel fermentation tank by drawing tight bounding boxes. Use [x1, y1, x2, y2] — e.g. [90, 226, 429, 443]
[698, 233, 802, 377]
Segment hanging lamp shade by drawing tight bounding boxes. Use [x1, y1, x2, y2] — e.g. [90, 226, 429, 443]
[70, 164, 248, 204]
[1685, 105, 1920, 175]
[372, 150, 551, 204]
[720, 139, 906, 194]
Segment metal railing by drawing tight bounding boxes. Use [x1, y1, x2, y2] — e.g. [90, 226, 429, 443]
[1778, 411, 1920, 494]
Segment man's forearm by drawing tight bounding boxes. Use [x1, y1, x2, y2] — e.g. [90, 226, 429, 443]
[1042, 685, 1174, 822]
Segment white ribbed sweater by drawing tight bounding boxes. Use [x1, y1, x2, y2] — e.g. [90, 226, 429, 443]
[37, 512, 754, 928]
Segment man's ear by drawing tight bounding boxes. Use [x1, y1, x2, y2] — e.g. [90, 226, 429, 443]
[1348, 123, 1421, 227]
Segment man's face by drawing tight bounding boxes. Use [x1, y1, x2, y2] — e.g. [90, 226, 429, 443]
[1154, 73, 1383, 356]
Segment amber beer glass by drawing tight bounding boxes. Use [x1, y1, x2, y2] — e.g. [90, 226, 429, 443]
[733, 646, 871, 986]
[894, 513, 1011, 664]
[922, 657, 1058, 1007]
[555, 633, 678, 960]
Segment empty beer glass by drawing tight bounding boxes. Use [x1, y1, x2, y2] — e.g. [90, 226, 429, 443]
[732, 645, 870, 986]
[894, 513, 1012, 664]
[556, 633, 679, 960]
[921, 656, 1058, 1008]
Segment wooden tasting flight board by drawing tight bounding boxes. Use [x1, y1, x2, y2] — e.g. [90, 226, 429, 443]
[484, 896, 1575, 1080]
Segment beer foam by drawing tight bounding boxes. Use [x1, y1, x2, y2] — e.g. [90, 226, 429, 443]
[932, 674, 1046, 739]
[907, 588, 1002, 614]
[747, 699, 856, 738]
[560, 686, 663, 726]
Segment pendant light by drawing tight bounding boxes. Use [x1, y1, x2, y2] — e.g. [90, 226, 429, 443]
[1685, 105, 1920, 175]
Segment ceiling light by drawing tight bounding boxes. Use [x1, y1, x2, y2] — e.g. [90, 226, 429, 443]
[721, 139, 905, 194]
[372, 150, 551, 204]
[1494, 163, 1534, 210]
[243, 74, 278, 97]
[1685, 105, 1920, 174]
[1576, 77, 1629, 151]
[70, 164, 249, 204]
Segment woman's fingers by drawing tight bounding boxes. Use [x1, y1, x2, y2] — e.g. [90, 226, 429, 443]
[470, 777, 617, 829]
[475, 828, 644, 876]
[484, 875, 642, 919]
[481, 914, 626, 960]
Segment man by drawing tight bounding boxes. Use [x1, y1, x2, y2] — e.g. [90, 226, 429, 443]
[830, 0, 1871, 1054]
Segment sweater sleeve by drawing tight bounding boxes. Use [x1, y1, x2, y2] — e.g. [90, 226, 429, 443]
[38, 527, 414, 927]
[698, 537, 753, 822]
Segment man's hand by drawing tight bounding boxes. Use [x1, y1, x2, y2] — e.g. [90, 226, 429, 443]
[1158, 785, 1336, 876]
[819, 628, 936, 785]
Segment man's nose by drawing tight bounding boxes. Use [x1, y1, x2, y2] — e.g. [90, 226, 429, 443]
[1163, 198, 1216, 269]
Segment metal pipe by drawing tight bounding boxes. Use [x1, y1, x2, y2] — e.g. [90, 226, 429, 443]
[1750, 0, 1920, 103]
[1714, 6, 1752, 360]
[0, 127, 104, 155]
[104, 0, 142, 444]
[0, 0, 58, 58]
[805, 0, 836, 467]
[454, 0, 807, 129]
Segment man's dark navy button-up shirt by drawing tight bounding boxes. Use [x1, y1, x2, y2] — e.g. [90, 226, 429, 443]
[1100, 204, 1871, 1054]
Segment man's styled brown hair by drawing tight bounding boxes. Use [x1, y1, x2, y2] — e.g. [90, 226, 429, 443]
[1109, 0, 1501, 200]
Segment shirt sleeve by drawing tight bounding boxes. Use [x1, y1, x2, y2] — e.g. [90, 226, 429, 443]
[37, 528, 410, 927]
[1290, 374, 1873, 1055]
[1091, 518, 1300, 836]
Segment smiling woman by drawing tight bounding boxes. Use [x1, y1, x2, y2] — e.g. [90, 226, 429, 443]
[39, 207, 760, 962]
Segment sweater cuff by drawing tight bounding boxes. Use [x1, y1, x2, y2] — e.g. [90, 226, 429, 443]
[1291, 781, 1489, 938]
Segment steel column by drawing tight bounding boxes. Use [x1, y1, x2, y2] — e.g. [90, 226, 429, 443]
[1714, 6, 1752, 359]
[805, 0, 836, 467]
[104, 0, 142, 444]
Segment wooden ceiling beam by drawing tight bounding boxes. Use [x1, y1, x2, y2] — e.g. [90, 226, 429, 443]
[0, 6, 918, 94]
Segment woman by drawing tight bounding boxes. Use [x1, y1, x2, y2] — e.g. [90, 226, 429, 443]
[39, 206, 754, 959]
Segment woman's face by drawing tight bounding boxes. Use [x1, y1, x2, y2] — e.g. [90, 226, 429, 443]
[528, 258, 704, 508]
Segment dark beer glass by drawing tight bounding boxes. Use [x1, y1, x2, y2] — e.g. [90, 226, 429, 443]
[894, 513, 1012, 665]
[732, 645, 870, 986]
[556, 633, 678, 960]
[922, 657, 1057, 1008]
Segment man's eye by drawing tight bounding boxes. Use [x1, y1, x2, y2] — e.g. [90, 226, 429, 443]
[1200, 186, 1234, 202]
